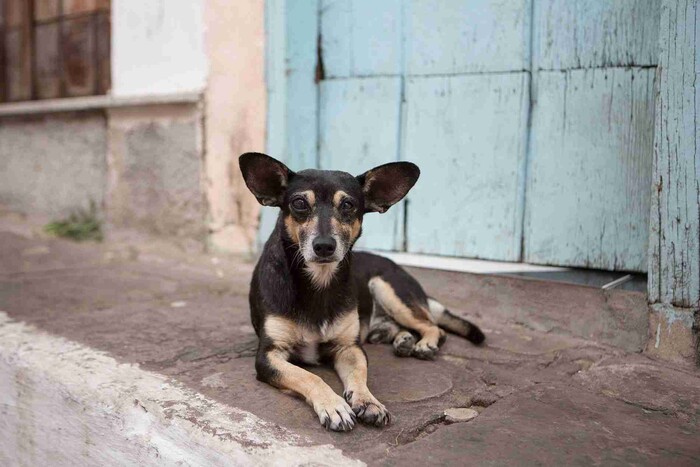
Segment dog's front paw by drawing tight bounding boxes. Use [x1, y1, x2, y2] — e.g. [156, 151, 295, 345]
[343, 390, 391, 427]
[313, 393, 356, 432]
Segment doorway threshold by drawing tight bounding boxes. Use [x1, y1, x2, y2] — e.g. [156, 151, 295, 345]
[363, 250, 646, 293]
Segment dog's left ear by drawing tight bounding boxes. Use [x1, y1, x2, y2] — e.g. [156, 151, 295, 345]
[357, 162, 420, 213]
[239, 152, 294, 207]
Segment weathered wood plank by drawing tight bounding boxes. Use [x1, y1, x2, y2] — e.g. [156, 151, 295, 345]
[33, 0, 61, 22]
[406, 0, 530, 75]
[319, 77, 403, 250]
[284, 0, 319, 170]
[525, 68, 655, 271]
[61, 15, 96, 97]
[0, 1, 6, 102]
[403, 73, 530, 260]
[534, 0, 661, 70]
[95, 11, 110, 94]
[320, 0, 402, 78]
[259, 0, 319, 245]
[5, 0, 30, 27]
[34, 22, 61, 99]
[649, 0, 700, 308]
[5, 26, 32, 101]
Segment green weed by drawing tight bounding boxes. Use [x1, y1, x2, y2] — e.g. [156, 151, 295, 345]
[44, 202, 103, 242]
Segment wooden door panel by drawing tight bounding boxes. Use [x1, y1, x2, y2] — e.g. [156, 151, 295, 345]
[525, 68, 655, 271]
[406, 0, 530, 75]
[403, 73, 530, 260]
[320, 0, 402, 78]
[319, 77, 403, 250]
[533, 0, 660, 70]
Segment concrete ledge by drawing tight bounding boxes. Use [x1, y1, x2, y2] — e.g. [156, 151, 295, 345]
[0, 93, 202, 117]
[0, 312, 360, 467]
[364, 250, 570, 274]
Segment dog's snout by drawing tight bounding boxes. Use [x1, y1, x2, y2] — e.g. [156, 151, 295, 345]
[312, 236, 337, 258]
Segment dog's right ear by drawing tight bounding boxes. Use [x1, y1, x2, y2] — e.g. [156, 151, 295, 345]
[239, 153, 294, 207]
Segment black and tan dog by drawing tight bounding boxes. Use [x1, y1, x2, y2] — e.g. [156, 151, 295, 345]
[240, 152, 484, 432]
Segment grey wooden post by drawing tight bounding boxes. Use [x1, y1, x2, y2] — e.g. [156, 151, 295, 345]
[648, 0, 700, 365]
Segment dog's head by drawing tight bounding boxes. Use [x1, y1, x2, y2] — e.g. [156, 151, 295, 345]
[240, 152, 419, 275]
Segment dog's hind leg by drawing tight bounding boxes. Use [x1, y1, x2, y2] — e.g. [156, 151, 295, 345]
[365, 302, 401, 344]
[365, 301, 418, 357]
[368, 277, 445, 359]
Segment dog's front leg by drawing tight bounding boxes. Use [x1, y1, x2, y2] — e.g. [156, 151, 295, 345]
[256, 348, 356, 431]
[333, 345, 391, 427]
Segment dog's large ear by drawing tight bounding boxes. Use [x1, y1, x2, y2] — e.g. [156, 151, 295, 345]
[239, 152, 294, 207]
[356, 162, 420, 213]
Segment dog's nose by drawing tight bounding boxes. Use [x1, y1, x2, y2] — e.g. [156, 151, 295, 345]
[312, 236, 337, 258]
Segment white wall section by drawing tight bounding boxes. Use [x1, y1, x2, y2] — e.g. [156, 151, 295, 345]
[111, 0, 207, 97]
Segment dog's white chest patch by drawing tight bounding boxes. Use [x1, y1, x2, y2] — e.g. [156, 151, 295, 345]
[290, 311, 360, 364]
[294, 320, 344, 364]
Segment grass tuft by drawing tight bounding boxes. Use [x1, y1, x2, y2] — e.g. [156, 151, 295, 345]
[44, 202, 103, 242]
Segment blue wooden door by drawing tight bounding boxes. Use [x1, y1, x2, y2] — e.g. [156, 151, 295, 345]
[268, 0, 658, 272]
[318, 0, 404, 250]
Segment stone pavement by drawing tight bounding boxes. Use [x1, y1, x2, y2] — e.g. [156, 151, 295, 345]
[0, 215, 698, 466]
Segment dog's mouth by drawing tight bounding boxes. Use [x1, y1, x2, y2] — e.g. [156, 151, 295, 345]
[309, 258, 337, 264]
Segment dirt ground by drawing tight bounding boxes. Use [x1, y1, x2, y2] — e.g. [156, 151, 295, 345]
[1, 215, 698, 466]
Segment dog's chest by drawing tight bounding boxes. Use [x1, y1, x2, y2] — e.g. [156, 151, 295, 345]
[293, 322, 338, 364]
[291, 312, 360, 364]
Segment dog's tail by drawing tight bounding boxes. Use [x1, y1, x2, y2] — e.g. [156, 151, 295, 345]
[427, 297, 485, 345]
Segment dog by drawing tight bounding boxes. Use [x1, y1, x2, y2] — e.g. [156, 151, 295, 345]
[239, 152, 485, 432]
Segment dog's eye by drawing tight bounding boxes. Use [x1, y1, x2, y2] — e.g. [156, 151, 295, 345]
[291, 198, 309, 211]
[340, 200, 354, 212]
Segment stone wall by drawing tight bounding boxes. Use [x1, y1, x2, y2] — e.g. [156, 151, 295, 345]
[0, 112, 107, 217]
[106, 104, 206, 240]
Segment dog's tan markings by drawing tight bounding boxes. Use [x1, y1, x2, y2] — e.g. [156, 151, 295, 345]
[323, 309, 360, 346]
[334, 345, 390, 426]
[350, 219, 361, 241]
[368, 276, 442, 354]
[285, 209, 318, 247]
[265, 348, 356, 430]
[333, 190, 348, 207]
[330, 217, 362, 244]
[264, 315, 300, 349]
[300, 190, 316, 208]
[284, 215, 300, 244]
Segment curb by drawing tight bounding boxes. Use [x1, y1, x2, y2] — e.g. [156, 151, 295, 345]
[0, 312, 362, 466]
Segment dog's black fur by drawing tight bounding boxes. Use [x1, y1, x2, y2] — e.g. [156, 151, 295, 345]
[240, 152, 484, 432]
